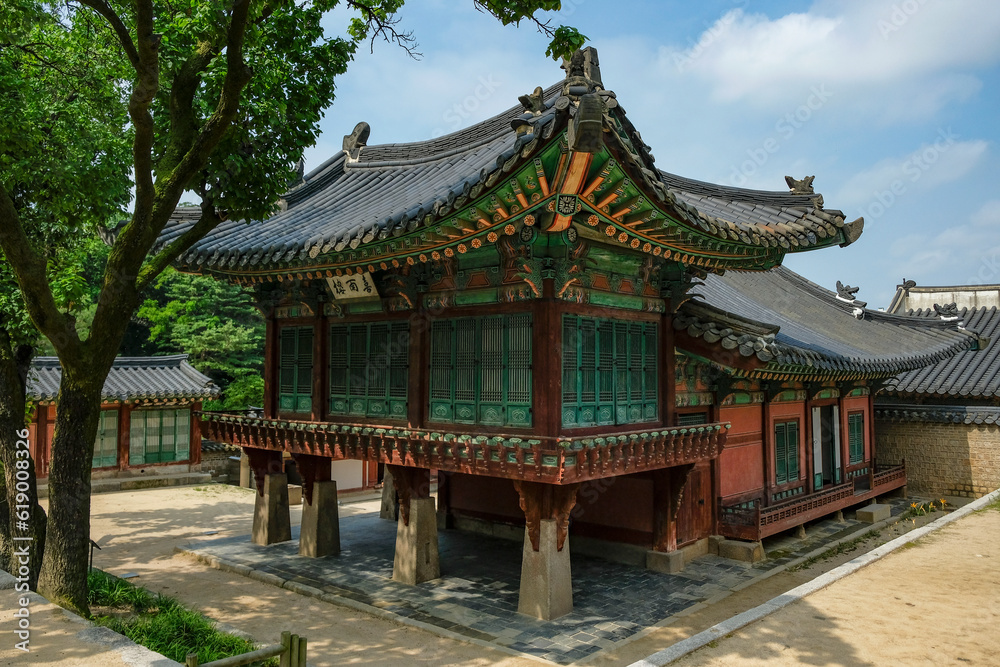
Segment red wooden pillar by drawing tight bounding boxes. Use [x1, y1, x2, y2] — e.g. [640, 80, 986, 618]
[761, 390, 772, 508]
[245, 447, 285, 495]
[311, 308, 327, 422]
[661, 313, 676, 427]
[263, 314, 277, 419]
[804, 396, 815, 494]
[118, 403, 132, 470]
[293, 453, 332, 506]
[533, 283, 560, 438]
[189, 401, 202, 466]
[407, 312, 427, 429]
[387, 465, 431, 525]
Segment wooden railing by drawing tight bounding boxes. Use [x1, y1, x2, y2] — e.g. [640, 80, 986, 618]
[186, 631, 305, 667]
[198, 412, 729, 484]
[718, 462, 908, 541]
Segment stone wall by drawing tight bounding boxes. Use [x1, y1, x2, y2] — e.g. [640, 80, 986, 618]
[876, 421, 1000, 497]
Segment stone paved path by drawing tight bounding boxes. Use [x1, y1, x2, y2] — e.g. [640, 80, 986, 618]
[185, 495, 913, 664]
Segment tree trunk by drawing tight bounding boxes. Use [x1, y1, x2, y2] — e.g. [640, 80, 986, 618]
[35, 369, 103, 615]
[0, 339, 46, 589]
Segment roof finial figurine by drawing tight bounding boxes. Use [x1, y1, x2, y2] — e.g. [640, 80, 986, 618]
[785, 175, 815, 194]
[342, 121, 371, 161]
[835, 280, 868, 312]
[933, 303, 960, 320]
[518, 86, 546, 115]
[836, 280, 859, 300]
[898, 278, 917, 293]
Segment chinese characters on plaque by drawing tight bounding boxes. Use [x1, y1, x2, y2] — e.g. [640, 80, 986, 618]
[325, 272, 379, 300]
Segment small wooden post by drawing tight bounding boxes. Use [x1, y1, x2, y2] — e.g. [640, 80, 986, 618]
[185, 653, 199, 667]
[289, 634, 300, 667]
[280, 631, 291, 667]
[297, 636, 308, 667]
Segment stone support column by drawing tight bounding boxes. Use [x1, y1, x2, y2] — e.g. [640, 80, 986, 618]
[294, 454, 339, 557]
[388, 466, 439, 584]
[513, 480, 580, 621]
[379, 466, 398, 521]
[247, 448, 291, 546]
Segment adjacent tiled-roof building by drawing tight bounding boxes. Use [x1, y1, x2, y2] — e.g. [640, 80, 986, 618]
[27, 355, 217, 487]
[876, 284, 1000, 498]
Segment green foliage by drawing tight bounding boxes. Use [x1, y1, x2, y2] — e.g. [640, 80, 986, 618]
[547, 25, 588, 61]
[473, 2, 587, 60]
[0, 1, 132, 235]
[87, 569, 277, 666]
[137, 268, 264, 398]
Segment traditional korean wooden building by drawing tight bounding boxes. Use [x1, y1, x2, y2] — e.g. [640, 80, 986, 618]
[162, 49, 976, 619]
[27, 355, 217, 486]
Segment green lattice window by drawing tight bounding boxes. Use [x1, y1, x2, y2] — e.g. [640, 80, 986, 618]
[92, 409, 118, 468]
[279, 326, 313, 413]
[129, 408, 190, 465]
[848, 412, 865, 464]
[774, 420, 799, 484]
[561, 315, 657, 427]
[429, 313, 532, 427]
[330, 321, 409, 419]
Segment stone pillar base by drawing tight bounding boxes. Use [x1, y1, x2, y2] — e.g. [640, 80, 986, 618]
[646, 549, 684, 574]
[392, 497, 439, 584]
[796, 524, 807, 539]
[518, 519, 573, 620]
[300, 480, 340, 558]
[717, 539, 765, 563]
[252, 473, 291, 546]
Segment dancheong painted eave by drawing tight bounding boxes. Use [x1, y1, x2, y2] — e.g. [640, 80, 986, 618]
[152, 48, 864, 282]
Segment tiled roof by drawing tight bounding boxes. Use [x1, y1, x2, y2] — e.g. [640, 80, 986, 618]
[882, 306, 1000, 398]
[681, 266, 978, 378]
[157, 51, 860, 275]
[875, 405, 1000, 425]
[28, 355, 219, 402]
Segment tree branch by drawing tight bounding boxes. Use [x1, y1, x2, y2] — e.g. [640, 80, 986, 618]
[345, 0, 422, 58]
[0, 186, 81, 359]
[75, 0, 140, 68]
[136, 204, 222, 294]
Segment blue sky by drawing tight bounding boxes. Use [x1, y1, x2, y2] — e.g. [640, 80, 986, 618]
[303, 0, 1000, 308]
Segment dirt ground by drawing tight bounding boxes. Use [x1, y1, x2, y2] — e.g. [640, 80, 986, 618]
[2, 485, 995, 666]
[668, 505, 1000, 667]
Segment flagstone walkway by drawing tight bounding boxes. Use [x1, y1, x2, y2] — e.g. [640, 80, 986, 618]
[182, 495, 913, 664]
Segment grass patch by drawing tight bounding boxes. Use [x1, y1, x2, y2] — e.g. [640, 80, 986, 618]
[87, 569, 278, 666]
[789, 530, 880, 571]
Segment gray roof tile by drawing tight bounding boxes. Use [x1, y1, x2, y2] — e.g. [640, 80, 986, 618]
[28, 355, 219, 402]
[685, 267, 977, 377]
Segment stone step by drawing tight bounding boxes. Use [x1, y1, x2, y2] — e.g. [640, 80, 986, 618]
[37, 472, 214, 498]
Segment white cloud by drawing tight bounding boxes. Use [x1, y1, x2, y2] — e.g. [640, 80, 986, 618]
[657, 0, 1000, 119]
[834, 137, 989, 212]
[887, 200, 1000, 286]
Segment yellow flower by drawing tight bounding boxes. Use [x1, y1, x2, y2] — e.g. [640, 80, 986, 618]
[940, 498, 947, 506]
[929, 503, 936, 510]
[910, 502, 918, 509]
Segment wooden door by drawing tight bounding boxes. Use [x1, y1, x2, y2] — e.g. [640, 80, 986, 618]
[677, 463, 712, 546]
